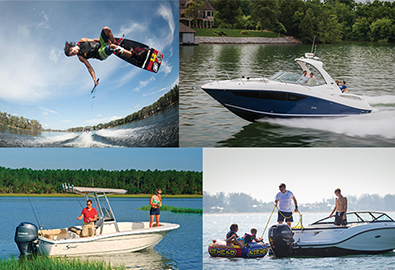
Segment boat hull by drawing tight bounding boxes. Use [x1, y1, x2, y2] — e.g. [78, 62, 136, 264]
[202, 88, 372, 122]
[37, 222, 179, 256]
[291, 226, 395, 257]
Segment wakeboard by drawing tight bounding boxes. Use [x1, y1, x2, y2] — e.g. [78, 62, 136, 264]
[116, 38, 163, 73]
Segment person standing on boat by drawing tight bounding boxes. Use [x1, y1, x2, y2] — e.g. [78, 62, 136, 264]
[149, 189, 162, 227]
[275, 183, 298, 227]
[329, 188, 348, 226]
[77, 199, 97, 237]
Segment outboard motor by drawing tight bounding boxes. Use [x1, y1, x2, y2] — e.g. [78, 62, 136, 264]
[14, 222, 38, 256]
[268, 224, 294, 258]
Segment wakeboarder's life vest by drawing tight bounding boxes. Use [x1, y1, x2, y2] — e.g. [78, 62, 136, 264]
[77, 41, 100, 59]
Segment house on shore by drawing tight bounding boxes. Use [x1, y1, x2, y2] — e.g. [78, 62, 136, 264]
[180, 0, 214, 28]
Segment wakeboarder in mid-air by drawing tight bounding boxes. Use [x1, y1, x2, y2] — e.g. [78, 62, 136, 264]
[64, 26, 137, 86]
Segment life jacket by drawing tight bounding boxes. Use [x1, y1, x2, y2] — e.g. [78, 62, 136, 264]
[243, 233, 254, 243]
[226, 230, 238, 239]
[77, 41, 100, 59]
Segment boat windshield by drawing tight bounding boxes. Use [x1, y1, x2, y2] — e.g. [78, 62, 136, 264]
[311, 212, 395, 225]
[269, 71, 325, 86]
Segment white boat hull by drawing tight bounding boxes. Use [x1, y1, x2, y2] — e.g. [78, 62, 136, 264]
[292, 223, 395, 256]
[37, 222, 179, 256]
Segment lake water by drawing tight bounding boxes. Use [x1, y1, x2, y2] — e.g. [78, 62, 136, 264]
[0, 196, 202, 269]
[0, 103, 178, 147]
[180, 43, 395, 147]
[203, 212, 395, 269]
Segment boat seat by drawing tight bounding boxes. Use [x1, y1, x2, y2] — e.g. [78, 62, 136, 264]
[95, 217, 104, 228]
[68, 226, 82, 235]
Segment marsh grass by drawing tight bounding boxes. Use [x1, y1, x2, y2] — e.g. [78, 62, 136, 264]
[139, 205, 202, 214]
[0, 255, 125, 270]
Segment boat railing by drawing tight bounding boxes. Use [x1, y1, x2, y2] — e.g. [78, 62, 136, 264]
[205, 71, 270, 85]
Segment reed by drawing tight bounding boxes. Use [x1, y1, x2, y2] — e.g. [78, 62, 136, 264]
[0, 255, 125, 270]
[139, 204, 202, 214]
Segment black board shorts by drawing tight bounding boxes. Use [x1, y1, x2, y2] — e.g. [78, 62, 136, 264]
[150, 207, 160, 215]
[334, 212, 347, 225]
[277, 211, 293, 222]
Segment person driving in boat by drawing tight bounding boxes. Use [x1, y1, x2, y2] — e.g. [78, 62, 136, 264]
[299, 70, 309, 84]
[329, 188, 348, 226]
[77, 199, 97, 237]
[149, 189, 162, 228]
[275, 183, 299, 227]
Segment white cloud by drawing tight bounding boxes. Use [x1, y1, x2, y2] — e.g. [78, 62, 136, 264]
[38, 107, 58, 114]
[159, 59, 172, 76]
[37, 11, 50, 29]
[133, 76, 156, 92]
[134, 104, 140, 109]
[83, 115, 123, 126]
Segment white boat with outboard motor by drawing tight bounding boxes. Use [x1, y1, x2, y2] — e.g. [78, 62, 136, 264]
[269, 211, 395, 257]
[200, 53, 372, 122]
[14, 184, 180, 256]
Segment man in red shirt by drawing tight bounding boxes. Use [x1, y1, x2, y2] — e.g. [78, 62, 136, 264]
[77, 199, 97, 237]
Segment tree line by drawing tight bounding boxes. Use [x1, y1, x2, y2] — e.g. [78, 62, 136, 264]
[204, 191, 395, 213]
[0, 166, 202, 195]
[0, 112, 43, 131]
[202, 0, 395, 43]
[67, 85, 179, 132]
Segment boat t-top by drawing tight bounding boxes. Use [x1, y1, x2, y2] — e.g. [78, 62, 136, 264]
[15, 184, 180, 256]
[200, 53, 372, 121]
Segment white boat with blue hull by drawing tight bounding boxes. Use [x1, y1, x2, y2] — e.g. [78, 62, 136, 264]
[15, 184, 179, 256]
[269, 211, 395, 258]
[200, 53, 372, 122]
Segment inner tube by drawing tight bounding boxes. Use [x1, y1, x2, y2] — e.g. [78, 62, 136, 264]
[208, 240, 269, 258]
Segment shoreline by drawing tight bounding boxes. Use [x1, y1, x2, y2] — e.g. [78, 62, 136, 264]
[0, 193, 202, 198]
[194, 36, 302, 44]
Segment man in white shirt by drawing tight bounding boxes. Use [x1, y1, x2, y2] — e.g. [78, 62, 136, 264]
[275, 183, 298, 227]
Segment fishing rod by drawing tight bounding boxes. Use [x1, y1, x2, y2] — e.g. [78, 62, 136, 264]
[26, 194, 45, 230]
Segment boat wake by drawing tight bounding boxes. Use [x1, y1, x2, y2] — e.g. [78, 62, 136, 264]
[258, 109, 395, 141]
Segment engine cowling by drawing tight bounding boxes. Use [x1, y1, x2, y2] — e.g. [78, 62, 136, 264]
[268, 224, 294, 258]
[14, 222, 38, 256]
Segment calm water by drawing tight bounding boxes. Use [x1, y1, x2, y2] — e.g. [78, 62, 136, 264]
[203, 212, 395, 269]
[0, 196, 202, 269]
[180, 43, 395, 147]
[0, 103, 178, 147]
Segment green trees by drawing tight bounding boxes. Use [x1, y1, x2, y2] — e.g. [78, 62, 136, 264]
[215, 0, 242, 36]
[0, 166, 202, 195]
[0, 112, 43, 131]
[251, 0, 279, 36]
[68, 85, 178, 132]
[207, 0, 395, 43]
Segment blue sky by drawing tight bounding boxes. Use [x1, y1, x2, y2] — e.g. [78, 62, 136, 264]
[0, 0, 179, 130]
[0, 148, 202, 172]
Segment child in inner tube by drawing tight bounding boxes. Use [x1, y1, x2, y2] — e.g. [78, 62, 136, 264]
[242, 228, 263, 244]
[225, 223, 245, 249]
